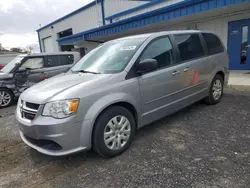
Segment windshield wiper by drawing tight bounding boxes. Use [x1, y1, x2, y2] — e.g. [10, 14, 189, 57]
[75, 70, 101, 74]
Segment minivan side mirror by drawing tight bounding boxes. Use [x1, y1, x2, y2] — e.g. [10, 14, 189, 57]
[137, 59, 158, 74]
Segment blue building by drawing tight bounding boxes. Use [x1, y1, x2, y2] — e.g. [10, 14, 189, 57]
[37, 0, 250, 70]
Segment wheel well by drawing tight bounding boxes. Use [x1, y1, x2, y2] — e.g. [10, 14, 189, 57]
[93, 102, 138, 130]
[110, 102, 138, 125]
[0, 87, 14, 96]
[91, 102, 138, 147]
[216, 71, 225, 81]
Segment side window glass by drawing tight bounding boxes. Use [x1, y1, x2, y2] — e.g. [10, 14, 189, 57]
[21, 58, 44, 69]
[47, 56, 60, 67]
[140, 37, 173, 69]
[59, 55, 74, 65]
[202, 33, 224, 55]
[174, 34, 205, 62]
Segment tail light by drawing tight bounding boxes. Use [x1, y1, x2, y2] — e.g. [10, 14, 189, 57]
[0, 64, 4, 70]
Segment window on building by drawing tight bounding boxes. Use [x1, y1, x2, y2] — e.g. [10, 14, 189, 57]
[59, 55, 74, 65]
[202, 33, 224, 55]
[61, 45, 74, 52]
[174, 34, 204, 62]
[140, 37, 173, 69]
[240, 26, 248, 64]
[47, 56, 60, 67]
[58, 28, 74, 52]
[58, 28, 73, 38]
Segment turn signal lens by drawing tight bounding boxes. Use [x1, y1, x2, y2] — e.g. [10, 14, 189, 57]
[69, 99, 79, 113]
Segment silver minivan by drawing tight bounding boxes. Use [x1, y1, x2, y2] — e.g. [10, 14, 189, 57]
[16, 30, 229, 157]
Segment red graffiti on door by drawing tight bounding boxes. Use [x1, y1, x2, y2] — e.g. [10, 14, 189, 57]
[193, 71, 199, 85]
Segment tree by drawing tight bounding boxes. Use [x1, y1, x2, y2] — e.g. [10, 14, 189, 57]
[10, 48, 22, 53]
[0, 43, 7, 53]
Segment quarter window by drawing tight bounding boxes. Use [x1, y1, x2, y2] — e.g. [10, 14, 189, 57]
[202, 33, 224, 55]
[140, 37, 174, 69]
[174, 34, 205, 62]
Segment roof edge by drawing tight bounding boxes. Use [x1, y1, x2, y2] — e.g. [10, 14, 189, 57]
[37, 0, 101, 32]
[58, 0, 248, 45]
[105, 0, 166, 20]
[57, 0, 206, 44]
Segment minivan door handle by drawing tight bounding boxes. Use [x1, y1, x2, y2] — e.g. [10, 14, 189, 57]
[184, 67, 191, 72]
[172, 70, 180, 76]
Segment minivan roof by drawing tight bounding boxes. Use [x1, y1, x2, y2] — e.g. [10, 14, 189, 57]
[115, 30, 213, 41]
[27, 51, 80, 57]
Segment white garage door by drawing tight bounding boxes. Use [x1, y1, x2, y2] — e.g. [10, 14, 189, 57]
[43, 37, 53, 52]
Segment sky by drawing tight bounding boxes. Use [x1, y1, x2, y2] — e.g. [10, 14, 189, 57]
[0, 0, 93, 52]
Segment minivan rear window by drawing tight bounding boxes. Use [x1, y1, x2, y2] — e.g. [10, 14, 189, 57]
[202, 33, 224, 55]
[174, 34, 205, 62]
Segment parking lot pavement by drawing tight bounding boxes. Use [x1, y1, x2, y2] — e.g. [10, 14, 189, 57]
[0, 105, 16, 118]
[1, 89, 250, 188]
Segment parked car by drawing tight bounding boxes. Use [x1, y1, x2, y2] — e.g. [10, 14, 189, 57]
[0, 53, 24, 70]
[16, 30, 229, 157]
[0, 52, 80, 108]
[0, 64, 4, 70]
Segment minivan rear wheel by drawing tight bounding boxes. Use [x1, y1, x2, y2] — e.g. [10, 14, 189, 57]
[93, 106, 136, 158]
[204, 74, 224, 105]
[0, 88, 14, 108]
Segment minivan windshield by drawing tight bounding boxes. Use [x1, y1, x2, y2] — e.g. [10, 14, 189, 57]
[71, 38, 146, 74]
[0, 55, 26, 73]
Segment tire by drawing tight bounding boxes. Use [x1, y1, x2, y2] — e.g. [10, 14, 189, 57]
[93, 106, 136, 158]
[0, 88, 14, 108]
[204, 74, 224, 105]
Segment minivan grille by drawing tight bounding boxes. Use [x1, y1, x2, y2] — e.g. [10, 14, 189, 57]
[20, 100, 40, 121]
[25, 102, 40, 110]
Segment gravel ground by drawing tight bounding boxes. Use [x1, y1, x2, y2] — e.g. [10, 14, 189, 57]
[0, 89, 250, 188]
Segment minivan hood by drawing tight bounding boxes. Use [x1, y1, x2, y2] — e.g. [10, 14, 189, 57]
[21, 72, 112, 104]
[0, 72, 12, 79]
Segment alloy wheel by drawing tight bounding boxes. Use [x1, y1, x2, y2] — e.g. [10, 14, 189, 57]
[212, 79, 222, 100]
[104, 115, 131, 150]
[0, 91, 11, 107]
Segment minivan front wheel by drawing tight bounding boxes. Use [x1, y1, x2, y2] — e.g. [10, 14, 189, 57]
[93, 106, 136, 158]
[204, 74, 224, 105]
[0, 88, 14, 108]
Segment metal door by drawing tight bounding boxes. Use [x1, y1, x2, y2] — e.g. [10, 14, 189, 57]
[228, 19, 250, 70]
[137, 36, 187, 124]
[138, 64, 185, 124]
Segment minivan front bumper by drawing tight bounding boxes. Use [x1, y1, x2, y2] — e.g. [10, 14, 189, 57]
[16, 104, 91, 156]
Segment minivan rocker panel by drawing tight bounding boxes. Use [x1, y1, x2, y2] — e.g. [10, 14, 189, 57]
[16, 30, 229, 157]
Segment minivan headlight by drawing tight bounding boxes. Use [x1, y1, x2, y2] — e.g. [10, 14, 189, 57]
[42, 99, 80, 119]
